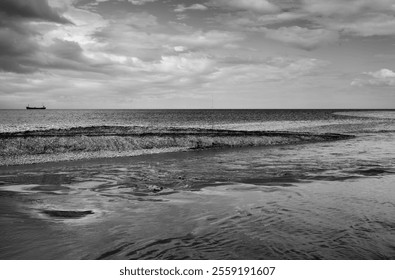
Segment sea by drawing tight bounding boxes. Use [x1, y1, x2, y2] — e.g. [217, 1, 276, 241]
[0, 109, 394, 259]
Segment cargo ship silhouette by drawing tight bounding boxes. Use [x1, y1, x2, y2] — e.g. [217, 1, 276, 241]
[26, 104, 46, 110]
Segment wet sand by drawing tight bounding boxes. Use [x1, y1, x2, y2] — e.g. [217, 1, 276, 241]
[1, 169, 394, 259]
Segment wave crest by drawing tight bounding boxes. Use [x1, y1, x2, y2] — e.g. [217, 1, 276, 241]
[0, 126, 353, 165]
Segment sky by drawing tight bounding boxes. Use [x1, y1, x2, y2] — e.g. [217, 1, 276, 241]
[1, 0, 395, 109]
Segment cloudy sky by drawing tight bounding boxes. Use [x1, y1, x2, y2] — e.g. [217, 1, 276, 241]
[1, 0, 395, 109]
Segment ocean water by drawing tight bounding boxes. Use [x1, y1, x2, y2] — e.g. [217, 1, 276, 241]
[0, 109, 393, 132]
[0, 109, 394, 259]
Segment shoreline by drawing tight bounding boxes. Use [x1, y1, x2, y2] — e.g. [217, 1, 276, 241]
[0, 126, 354, 167]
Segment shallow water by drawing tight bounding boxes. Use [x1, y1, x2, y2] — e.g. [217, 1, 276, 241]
[0, 126, 394, 259]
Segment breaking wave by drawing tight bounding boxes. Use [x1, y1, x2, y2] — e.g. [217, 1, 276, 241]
[0, 126, 354, 165]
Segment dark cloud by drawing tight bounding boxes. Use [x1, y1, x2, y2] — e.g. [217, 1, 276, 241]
[0, 57, 38, 73]
[0, 28, 38, 56]
[38, 39, 104, 73]
[0, 0, 74, 73]
[0, 25, 40, 73]
[0, 37, 102, 74]
[0, 0, 71, 24]
[0, 27, 96, 73]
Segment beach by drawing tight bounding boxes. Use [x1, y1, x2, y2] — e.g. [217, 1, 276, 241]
[0, 109, 394, 259]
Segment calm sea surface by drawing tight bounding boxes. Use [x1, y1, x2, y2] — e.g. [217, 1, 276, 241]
[0, 109, 394, 259]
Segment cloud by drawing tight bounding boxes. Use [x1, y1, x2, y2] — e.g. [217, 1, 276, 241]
[126, 0, 157, 5]
[91, 13, 166, 61]
[93, 19, 243, 63]
[320, 14, 395, 37]
[0, 0, 74, 74]
[152, 54, 215, 75]
[166, 30, 244, 49]
[211, 0, 280, 13]
[0, 26, 41, 73]
[47, 39, 84, 59]
[214, 11, 308, 31]
[297, 0, 395, 37]
[0, 53, 329, 109]
[0, 0, 71, 24]
[174, 4, 208, 13]
[119, 12, 158, 28]
[370, 69, 395, 78]
[0, 0, 108, 74]
[174, 46, 187, 52]
[209, 56, 328, 86]
[264, 26, 339, 50]
[0, 36, 104, 75]
[302, 0, 395, 17]
[212, 0, 395, 50]
[214, 12, 339, 50]
[352, 69, 395, 87]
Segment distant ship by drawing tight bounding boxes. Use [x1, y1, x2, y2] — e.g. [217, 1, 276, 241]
[26, 104, 46, 110]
